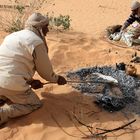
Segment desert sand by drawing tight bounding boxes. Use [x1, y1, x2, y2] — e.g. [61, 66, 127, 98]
[0, 0, 140, 140]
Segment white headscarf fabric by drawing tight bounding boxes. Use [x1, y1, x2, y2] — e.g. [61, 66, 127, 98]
[25, 13, 49, 28]
[131, 0, 140, 10]
[25, 13, 49, 52]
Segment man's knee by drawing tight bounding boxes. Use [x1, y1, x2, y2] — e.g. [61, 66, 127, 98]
[0, 99, 42, 126]
[34, 100, 42, 109]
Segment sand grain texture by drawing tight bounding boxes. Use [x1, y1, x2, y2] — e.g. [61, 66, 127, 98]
[0, 0, 140, 140]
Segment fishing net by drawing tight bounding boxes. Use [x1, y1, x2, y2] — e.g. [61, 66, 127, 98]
[67, 66, 140, 113]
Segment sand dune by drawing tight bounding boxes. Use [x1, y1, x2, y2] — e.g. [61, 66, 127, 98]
[0, 0, 140, 140]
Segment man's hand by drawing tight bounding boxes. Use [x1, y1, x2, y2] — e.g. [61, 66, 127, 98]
[57, 75, 67, 85]
[27, 79, 44, 89]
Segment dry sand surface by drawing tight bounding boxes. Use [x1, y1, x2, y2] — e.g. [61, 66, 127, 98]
[1, 0, 140, 140]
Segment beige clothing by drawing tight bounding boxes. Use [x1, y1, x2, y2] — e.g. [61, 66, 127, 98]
[25, 13, 49, 53]
[0, 30, 58, 124]
[33, 44, 58, 82]
[0, 29, 43, 91]
[0, 87, 42, 125]
[0, 29, 58, 91]
[0, 13, 57, 125]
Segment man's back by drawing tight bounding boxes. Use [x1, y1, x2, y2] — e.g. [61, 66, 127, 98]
[0, 29, 43, 91]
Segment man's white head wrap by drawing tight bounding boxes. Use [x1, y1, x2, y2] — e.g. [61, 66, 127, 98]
[25, 13, 49, 52]
[131, 0, 140, 10]
[25, 13, 49, 28]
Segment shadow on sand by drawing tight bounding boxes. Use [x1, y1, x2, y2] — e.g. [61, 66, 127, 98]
[3, 90, 136, 129]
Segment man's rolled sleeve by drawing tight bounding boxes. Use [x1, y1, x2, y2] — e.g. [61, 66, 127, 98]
[33, 43, 58, 82]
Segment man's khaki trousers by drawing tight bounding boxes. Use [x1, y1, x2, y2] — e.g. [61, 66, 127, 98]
[0, 87, 42, 125]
